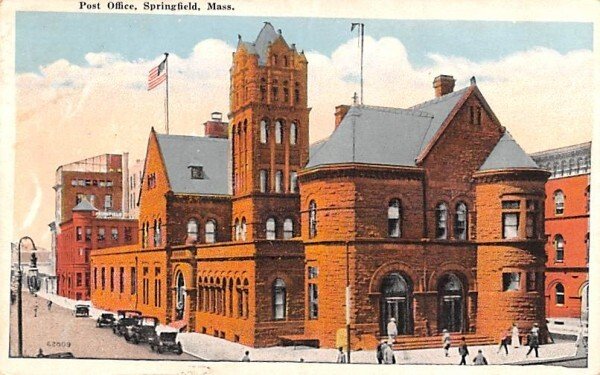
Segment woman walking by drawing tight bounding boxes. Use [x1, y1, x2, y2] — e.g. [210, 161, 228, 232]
[442, 329, 451, 357]
[511, 323, 520, 348]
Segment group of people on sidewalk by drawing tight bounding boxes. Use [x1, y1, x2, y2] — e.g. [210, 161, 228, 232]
[497, 322, 541, 358]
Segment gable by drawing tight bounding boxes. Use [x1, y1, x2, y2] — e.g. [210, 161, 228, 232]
[138, 129, 171, 212]
[479, 132, 539, 171]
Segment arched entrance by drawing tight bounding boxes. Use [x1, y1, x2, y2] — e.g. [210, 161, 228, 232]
[581, 283, 589, 322]
[380, 272, 413, 335]
[438, 273, 465, 333]
[175, 272, 185, 320]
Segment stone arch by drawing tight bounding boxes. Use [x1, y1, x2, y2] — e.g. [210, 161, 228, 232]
[369, 261, 420, 294]
[428, 262, 475, 291]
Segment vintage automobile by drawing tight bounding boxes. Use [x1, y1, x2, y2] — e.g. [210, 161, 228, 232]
[124, 316, 159, 344]
[96, 313, 116, 328]
[74, 304, 90, 317]
[149, 332, 183, 355]
[112, 310, 143, 336]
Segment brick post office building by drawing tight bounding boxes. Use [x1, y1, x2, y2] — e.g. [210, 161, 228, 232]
[91, 23, 550, 349]
[530, 142, 591, 329]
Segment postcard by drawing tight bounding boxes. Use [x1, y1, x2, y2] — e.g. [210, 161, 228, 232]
[0, 0, 597, 374]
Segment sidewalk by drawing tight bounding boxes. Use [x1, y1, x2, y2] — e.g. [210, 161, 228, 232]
[35, 292, 580, 365]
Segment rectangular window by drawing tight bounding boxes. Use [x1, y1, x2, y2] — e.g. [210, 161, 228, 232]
[308, 266, 319, 279]
[275, 170, 283, 193]
[130, 267, 137, 295]
[309, 283, 319, 319]
[502, 272, 521, 291]
[85, 272, 90, 288]
[111, 227, 118, 241]
[526, 200, 538, 239]
[101, 267, 106, 290]
[119, 267, 125, 293]
[502, 200, 520, 210]
[76, 273, 82, 287]
[94, 268, 97, 290]
[85, 179, 91, 186]
[124, 227, 132, 242]
[259, 170, 268, 193]
[106, 180, 113, 187]
[85, 227, 92, 242]
[76, 227, 82, 241]
[110, 267, 114, 292]
[290, 171, 298, 193]
[526, 272, 539, 292]
[104, 195, 112, 210]
[97, 227, 105, 242]
[502, 213, 519, 239]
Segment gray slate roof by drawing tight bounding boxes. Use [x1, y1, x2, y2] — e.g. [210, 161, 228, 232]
[306, 88, 467, 169]
[156, 134, 230, 195]
[239, 22, 282, 66]
[72, 199, 97, 212]
[479, 132, 538, 171]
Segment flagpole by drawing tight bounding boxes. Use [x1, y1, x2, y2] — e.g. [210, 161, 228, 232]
[164, 52, 169, 134]
[351, 23, 365, 105]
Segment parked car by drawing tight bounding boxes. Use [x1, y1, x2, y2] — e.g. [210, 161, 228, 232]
[124, 316, 159, 344]
[96, 313, 116, 328]
[74, 304, 90, 317]
[112, 310, 143, 336]
[149, 332, 183, 355]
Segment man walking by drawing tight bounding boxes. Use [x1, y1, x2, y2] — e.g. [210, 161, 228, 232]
[47, 300, 53, 311]
[336, 347, 347, 363]
[526, 329, 539, 358]
[33, 302, 39, 317]
[458, 337, 469, 365]
[241, 350, 251, 362]
[497, 329, 510, 355]
[387, 318, 398, 344]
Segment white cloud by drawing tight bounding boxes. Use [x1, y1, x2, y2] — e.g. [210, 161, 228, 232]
[14, 36, 593, 249]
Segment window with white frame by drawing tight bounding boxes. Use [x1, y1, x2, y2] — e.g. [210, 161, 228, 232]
[273, 278, 286, 320]
[502, 200, 520, 239]
[266, 217, 276, 240]
[555, 283, 565, 305]
[187, 219, 198, 242]
[260, 120, 268, 144]
[259, 170, 268, 193]
[554, 190, 564, 215]
[555, 234, 564, 262]
[309, 200, 317, 238]
[502, 272, 520, 291]
[435, 203, 448, 239]
[275, 121, 283, 144]
[283, 218, 293, 239]
[275, 170, 283, 193]
[290, 122, 297, 145]
[205, 220, 216, 243]
[388, 199, 401, 238]
[454, 202, 467, 240]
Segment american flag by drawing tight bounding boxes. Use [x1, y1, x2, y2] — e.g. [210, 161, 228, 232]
[147, 59, 167, 91]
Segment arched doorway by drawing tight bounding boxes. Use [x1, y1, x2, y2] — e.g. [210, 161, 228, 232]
[581, 283, 589, 322]
[175, 272, 185, 320]
[438, 273, 465, 333]
[380, 272, 413, 335]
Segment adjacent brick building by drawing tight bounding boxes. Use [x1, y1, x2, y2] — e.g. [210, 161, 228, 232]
[530, 142, 591, 327]
[90, 23, 550, 349]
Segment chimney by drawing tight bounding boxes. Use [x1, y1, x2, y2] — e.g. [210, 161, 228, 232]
[204, 112, 229, 139]
[334, 105, 351, 129]
[433, 75, 456, 98]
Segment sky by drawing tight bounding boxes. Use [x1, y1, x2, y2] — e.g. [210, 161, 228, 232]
[12, 11, 594, 250]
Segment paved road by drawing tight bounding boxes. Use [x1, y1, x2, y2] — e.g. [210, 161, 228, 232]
[9, 291, 197, 360]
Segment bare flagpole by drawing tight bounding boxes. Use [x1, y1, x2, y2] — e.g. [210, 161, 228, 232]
[350, 23, 364, 105]
[164, 52, 170, 134]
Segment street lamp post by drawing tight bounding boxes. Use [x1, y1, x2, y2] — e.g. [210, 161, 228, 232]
[15, 236, 38, 357]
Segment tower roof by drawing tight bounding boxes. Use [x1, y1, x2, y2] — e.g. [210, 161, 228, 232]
[72, 199, 98, 212]
[479, 132, 539, 171]
[238, 22, 286, 66]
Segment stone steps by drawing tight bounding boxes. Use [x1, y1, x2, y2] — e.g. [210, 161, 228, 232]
[382, 334, 496, 351]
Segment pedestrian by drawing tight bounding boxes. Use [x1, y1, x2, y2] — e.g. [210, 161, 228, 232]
[36, 348, 44, 358]
[511, 323, 520, 348]
[336, 347, 347, 363]
[376, 339, 385, 364]
[241, 350, 250, 362]
[497, 329, 510, 355]
[47, 300, 53, 311]
[442, 329, 451, 357]
[458, 337, 469, 365]
[387, 318, 398, 344]
[525, 329, 539, 358]
[531, 323, 540, 338]
[473, 349, 488, 365]
[382, 342, 396, 364]
[33, 302, 39, 317]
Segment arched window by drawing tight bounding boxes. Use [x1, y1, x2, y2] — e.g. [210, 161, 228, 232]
[388, 199, 401, 238]
[436, 203, 448, 239]
[283, 218, 294, 239]
[260, 120, 268, 144]
[454, 202, 467, 240]
[266, 217, 276, 240]
[153, 219, 160, 247]
[233, 218, 240, 241]
[241, 217, 247, 241]
[275, 170, 283, 193]
[259, 169, 268, 193]
[275, 121, 283, 144]
[309, 200, 317, 238]
[205, 220, 216, 243]
[555, 235, 565, 262]
[290, 122, 297, 145]
[187, 219, 198, 243]
[554, 190, 564, 215]
[555, 283, 565, 305]
[273, 278, 286, 320]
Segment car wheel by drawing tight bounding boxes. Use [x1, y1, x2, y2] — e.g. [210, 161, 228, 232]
[150, 345, 155, 352]
[157, 346, 164, 354]
[132, 337, 139, 345]
[176, 343, 183, 355]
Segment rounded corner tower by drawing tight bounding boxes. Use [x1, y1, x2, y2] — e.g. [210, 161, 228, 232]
[474, 165, 551, 344]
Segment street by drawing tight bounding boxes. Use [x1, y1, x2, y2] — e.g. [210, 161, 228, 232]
[9, 290, 196, 360]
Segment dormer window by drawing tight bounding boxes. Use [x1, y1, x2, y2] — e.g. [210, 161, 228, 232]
[190, 166, 205, 179]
